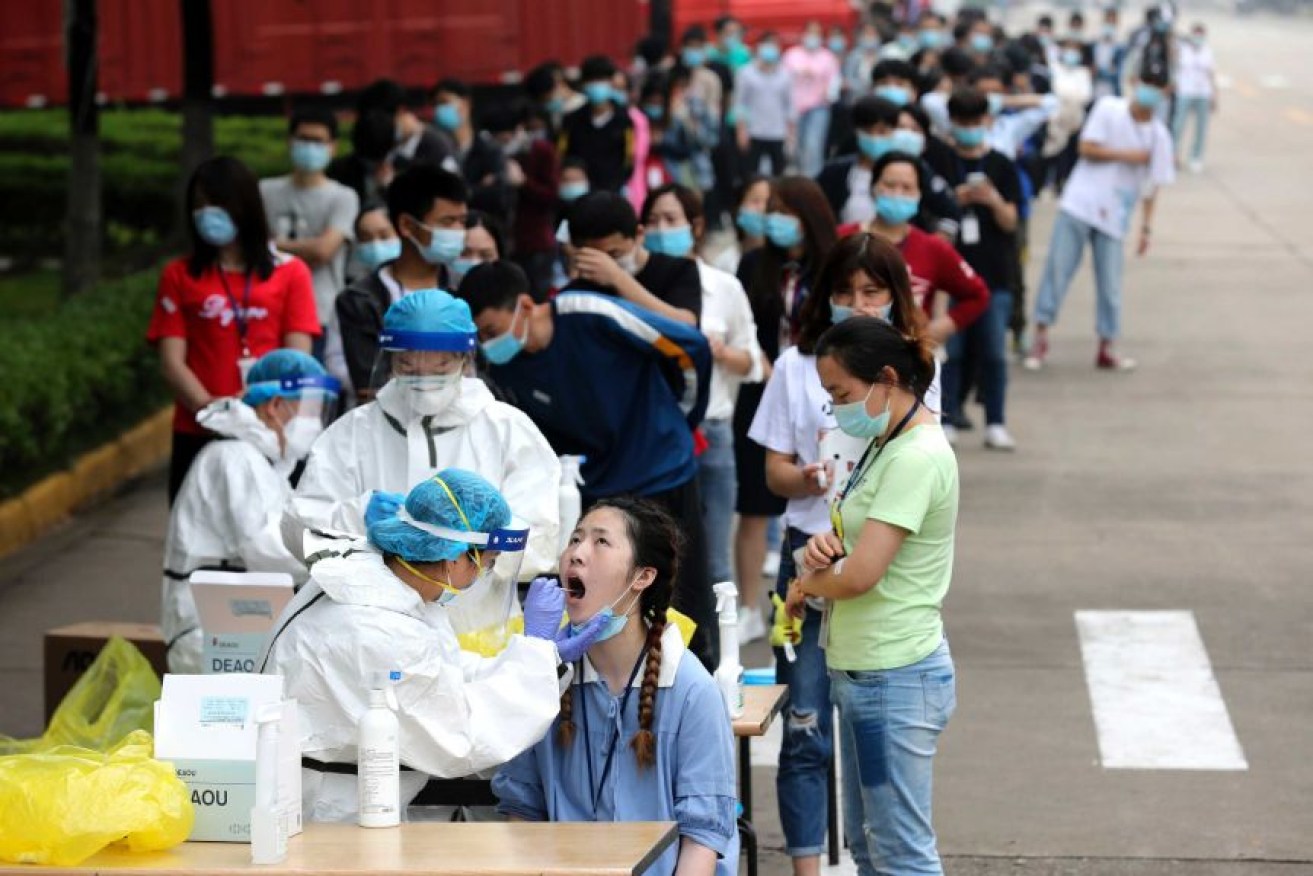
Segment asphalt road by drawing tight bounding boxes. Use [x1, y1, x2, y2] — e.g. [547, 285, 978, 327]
[1, 8, 1310, 875]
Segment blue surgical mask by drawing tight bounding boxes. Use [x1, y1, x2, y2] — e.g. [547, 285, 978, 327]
[830, 301, 854, 323]
[434, 102, 462, 131]
[584, 82, 613, 105]
[290, 139, 331, 173]
[953, 125, 987, 149]
[860, 35, 880, 50]
[642, 103, 665, 122]
[758, 43, 781, 63]
[1061, 48, 1084, 66]
[857, 131, 894, 161]
[876, 193, 920, 225]
[970, 33, 995, 53]
[875, 85, 911, 106]
[408, 223, 466, 264]
[193, 206, 237, 247]
[451, 257, 481, 283]
[765, 212, 803, 249]
[891, 128, 926, 156]
[481, 306, 528, 366]
[834, 385, 891, 439]
[610, 85, 629, 107]
[828, 36, 847, 53]
[569, 588, 641, 643]
[737, 208, 766, 237]
[803, 34, 823, 50]
[645, 225, 695, 258]
[356, 238, 402, 271]
[1134, 83, 1163, 109]
[560, 181, 589, 202]
[682, 47, 705, 67]
[987, 93, 1005, 116]
[918, 29, 945, 49]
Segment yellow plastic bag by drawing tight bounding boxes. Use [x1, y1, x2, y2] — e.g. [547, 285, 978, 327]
[0, 636, 160, 755]
[0, 730, 194, 865]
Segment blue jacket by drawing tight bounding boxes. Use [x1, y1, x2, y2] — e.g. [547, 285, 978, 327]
[489, 293, 711, 499]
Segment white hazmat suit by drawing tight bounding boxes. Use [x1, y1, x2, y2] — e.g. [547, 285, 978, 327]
[261, 547, 561, 823]
[161, 400, 308, 673]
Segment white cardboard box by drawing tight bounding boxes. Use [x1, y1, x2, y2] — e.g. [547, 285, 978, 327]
[154, 674, 302, 843]
[189, 571, 295, 675]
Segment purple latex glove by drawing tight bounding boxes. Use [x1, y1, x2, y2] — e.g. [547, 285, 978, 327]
[522, 576, 567, 641]
[553, 610, 613, 664]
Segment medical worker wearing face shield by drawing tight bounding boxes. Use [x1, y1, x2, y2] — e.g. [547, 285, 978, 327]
[264, 469, 609, 824]
[161, 350, 340, 674]
[291, 289, 561, 582]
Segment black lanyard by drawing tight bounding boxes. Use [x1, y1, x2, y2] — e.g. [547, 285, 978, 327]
[834, 398, 922, 510]
[580, 645, 649, 816]
[217, 269, 254, 357]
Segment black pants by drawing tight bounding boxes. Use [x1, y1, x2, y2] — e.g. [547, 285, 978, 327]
[747, 138, 787, 178]
[168, 430, 216, 506]
[583, 477, 718, 672]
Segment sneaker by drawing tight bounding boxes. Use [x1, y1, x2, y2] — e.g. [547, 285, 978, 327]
[739, 607, 767, 644]
[1096, 350, 1138, 371]
[761, 550, 781, 578]
[983, 425, 1016, 451]
[942, 424, 959, 446]
[1189, 159, 1204, 174]
[1022, 333, 1049, 371]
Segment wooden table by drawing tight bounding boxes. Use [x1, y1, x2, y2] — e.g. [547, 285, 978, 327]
[732, 684, 787, 823]
[0, 822, 679, 876]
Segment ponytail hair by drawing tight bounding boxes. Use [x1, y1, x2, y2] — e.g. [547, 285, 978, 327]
[554, 496, 684, 771]
[815, 316, 936, 400]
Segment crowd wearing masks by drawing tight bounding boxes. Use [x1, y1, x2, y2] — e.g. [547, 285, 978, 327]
[145, 3, 1194, 872]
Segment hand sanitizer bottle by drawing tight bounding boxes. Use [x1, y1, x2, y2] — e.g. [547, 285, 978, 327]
[358, 671, 400, 828]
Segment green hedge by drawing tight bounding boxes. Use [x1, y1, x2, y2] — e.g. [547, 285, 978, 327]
[0, 110, 292, 261]
[0, 267, 169, 498]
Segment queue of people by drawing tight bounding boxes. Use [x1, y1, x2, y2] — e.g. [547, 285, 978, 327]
[145, 3, 1192, 873]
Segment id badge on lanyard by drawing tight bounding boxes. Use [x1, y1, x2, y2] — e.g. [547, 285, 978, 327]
[220, 270, 256, 387]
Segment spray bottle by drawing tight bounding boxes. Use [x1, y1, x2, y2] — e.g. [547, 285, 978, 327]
[712, 580, 744, 719]
[358, 671, 401, 828]
[250, 703, 287, 864]
[557, 456, 584, 557]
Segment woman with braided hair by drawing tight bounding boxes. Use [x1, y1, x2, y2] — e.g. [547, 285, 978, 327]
[493, 497, 739, 875]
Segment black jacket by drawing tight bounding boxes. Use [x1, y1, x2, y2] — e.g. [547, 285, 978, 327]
[559, 106, 635, 194]
[334, 264, 450, 391]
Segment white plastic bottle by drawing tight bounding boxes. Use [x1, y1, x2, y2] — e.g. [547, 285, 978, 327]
[250, 703, 287, 863]
[557, 456, 584, 557]
[712, 581, 744, 719]
[358, 671, 400, 828]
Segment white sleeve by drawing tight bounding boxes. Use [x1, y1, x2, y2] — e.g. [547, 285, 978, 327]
[1079, 98, 1115, 145]
[291, 425, 371, 536]
[228, 454, 311, 583]
[919, 91, 951, 137]
[727, 276, 766, 384]
[493, 408, 562, 577]
[747, 356, 797, 454]
[1149, 121, 1177, 187]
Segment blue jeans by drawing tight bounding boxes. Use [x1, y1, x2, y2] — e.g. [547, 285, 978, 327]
[796, 105, 832, 178]
[1033, 210, 1125, 341]
[830, 641, 956, 876]
[942, 288, 1011, 426]
[773, 527, 833, 857]
[696, 418, 736, 585]
[1172, 95, 1210, 163]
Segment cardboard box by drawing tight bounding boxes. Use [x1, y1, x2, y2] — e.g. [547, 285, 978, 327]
[189, 571, 295, 675]
[155, 674, 302, 842]
[44, 621, 168, 720]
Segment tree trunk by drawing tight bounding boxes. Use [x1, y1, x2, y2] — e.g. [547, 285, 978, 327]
[63, 0, 100, 299]
[178, 0, 215, 222]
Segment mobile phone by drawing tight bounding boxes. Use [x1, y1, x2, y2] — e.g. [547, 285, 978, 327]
[966, 171, 988, 187]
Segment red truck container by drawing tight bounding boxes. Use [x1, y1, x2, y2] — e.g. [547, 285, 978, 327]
[673, 0, 860, 45]
[0, 0, 649, 108]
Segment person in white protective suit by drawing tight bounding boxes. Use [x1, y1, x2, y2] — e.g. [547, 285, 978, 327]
[160, 349, 340, 673]
[289, 288, 561, 579]
[261, 468, 610, 823]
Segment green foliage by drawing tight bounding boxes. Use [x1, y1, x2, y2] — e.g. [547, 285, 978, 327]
[0, 109, 294, 261]
[0, 270, 62, 323]
[0, 267, 169, 498]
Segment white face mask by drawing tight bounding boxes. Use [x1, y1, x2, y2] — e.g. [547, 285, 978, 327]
[615, 250, 639, 276]
[398, 372, 461, 417]
[282, 416, 323, 461]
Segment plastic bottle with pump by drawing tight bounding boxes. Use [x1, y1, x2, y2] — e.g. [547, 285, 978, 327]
[558, 456, 584, 557]
[358, 671, 401, 828]
[712, 581, 744, 719]
[251, 702, 287, 864]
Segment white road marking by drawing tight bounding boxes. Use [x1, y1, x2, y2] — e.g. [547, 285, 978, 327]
[1076, 610, 1248, 770]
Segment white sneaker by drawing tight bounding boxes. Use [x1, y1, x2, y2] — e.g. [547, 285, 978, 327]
[942, 424, 959, 446]
[739, 607, 767, 644]
[761, 550, 780, 578]
[983, 425, 1017, 451]
[1189, 159, 1204, 174]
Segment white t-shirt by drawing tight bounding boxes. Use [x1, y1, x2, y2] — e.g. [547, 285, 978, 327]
[1059, 97, 1175, 240]
[697, 260, 765, 421]
[1175, 41, 1215, 98]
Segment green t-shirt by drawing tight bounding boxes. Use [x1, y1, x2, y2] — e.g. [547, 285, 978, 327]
[826, 424, 959, 671]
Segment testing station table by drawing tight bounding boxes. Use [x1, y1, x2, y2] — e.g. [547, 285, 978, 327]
[0, 821, 678, 876]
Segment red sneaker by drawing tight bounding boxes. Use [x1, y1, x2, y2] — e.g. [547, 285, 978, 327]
[1096, 349, 1138, 371]
[1022, 333, 1049, 371]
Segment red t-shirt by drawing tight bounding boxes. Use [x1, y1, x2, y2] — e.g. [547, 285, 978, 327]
[836, 223, 991, 331]
[147, 255, 321, 434]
